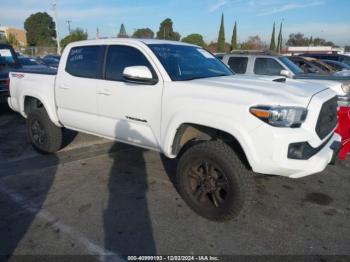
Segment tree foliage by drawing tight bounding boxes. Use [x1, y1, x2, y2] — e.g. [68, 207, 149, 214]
[241, 36, 267, 50]
[156, 18, 181, 41]
[269, 23, 276, 51]
[132, 28, 154, 39]
[286, 33, 335, 47]
[182, 34, 206, 47]
[230, 21, 237, 51]
[207, 42, 231, 53]
[7, 33, 20, 48]
[276, 23, 283, 53]
[24, 12, 56, 46]
[60, 28, 88, 50]
[0, 33, 9, 44]
[118, 24, 128, 38]
[345, 46, 350, 52]
[217, 13, 225, 52]
[286, 33, 309, 46]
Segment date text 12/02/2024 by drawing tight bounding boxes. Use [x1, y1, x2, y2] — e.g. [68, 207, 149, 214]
[127, 256, 219, 261]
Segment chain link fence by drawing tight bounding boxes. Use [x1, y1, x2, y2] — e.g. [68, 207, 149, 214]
[19, 46, 58, 57]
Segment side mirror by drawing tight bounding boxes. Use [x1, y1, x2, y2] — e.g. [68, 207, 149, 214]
[123, 66, 157, 85]
[280, 69, 291, 78]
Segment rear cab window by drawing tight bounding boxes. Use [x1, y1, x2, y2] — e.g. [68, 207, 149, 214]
[227, 57, 248, 74]
[66, 45, 105, 78]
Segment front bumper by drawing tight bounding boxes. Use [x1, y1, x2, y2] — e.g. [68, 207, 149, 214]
[248, 125, 341, 178]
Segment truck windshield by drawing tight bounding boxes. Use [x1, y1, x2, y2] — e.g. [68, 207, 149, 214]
[279, 56, 304, 75]
[148, 44, 233, 81]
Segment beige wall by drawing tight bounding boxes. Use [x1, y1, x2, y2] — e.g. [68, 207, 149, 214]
[0, 27, 27, 47]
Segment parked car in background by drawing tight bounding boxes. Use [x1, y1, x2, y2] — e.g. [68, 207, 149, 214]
[0, 44, 21, 104]
[288, 56, 335, 74]
[7, 39, 342, 221]
[322, 60, 350, 77]
[40, 54, 60, 69]
[300, 53, 350, 66]
[323, 59, 350, 71]
[222, 53, 350, 105]
[18, 56, 53, 72]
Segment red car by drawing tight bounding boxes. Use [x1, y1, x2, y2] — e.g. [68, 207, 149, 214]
[337, 106, 350, 160]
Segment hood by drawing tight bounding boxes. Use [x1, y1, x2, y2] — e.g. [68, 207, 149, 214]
[181, 75, 330, 107]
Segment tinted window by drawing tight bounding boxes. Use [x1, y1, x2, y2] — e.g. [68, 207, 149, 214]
[148, 44, 232, 81]
[254, 58, 284, 75]
[66, 46, 104, 78]
[227, 57, 248, 74]
[105, 45, 154, 82]
[340, 56, 350, 65]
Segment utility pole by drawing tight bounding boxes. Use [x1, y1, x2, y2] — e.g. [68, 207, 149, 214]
[52, 0, 61, 55]
[66, 20, 71, 34]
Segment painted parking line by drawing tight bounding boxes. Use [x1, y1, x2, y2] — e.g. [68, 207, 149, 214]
[0, 182, 125, 262]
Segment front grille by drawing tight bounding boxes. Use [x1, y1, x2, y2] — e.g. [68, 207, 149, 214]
[315, 96, 338, 140]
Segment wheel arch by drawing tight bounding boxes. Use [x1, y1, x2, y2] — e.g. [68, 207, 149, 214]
[21, 95, 61, 127]
[167, 122, 253, 170]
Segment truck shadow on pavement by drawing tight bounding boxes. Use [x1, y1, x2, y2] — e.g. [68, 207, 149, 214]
[104, 121, 156, 256]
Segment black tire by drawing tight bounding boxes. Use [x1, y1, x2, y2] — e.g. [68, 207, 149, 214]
[176, 140, 254, 222]
[27, 108, 62, 154]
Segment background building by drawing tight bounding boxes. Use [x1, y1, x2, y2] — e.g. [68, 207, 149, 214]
[0, 26, 27, 47]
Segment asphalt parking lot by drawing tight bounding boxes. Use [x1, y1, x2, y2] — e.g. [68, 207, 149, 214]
[0, 105, 350, 261]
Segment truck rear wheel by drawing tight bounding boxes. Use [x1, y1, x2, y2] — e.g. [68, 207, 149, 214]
[27, 108, 62, 154]
[176, 140, 254, 222]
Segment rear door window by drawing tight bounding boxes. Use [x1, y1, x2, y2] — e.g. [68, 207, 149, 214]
[254, 58, 284, 75]
[66, 46, 105, 78]
[227, 57, 248, 74]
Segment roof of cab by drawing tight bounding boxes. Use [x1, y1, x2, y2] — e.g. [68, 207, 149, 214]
[67, 38, 196, 47]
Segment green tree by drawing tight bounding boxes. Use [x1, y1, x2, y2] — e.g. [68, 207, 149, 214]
[0, 34, 8, 44]
[156, 18, 181, 41]
[182, 33, 206, 47]
[269, 22, 276, 51]
[60, 28, 88, 50]
[309, 36, 313, 46]
[24, 12, 56, 46]
[230, 21, 237, 51]
[217, 13, 225, 52]
[241, 35, 267, 50]
[117, 24, 128, 38]
[7, 33, 20, 48]
[286, 33, 310, 46]
[132, 28, 154, 39]
[276, 23, 283, 53]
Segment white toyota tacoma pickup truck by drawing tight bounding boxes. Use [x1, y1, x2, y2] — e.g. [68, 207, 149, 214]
[8, 39, 341, 221]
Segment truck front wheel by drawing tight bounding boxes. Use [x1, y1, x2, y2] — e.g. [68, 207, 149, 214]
[27, 108, 63, 154]
[176, 140, 254, 222]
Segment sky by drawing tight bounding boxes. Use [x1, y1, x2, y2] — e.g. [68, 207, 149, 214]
[0, 0, 350, 46]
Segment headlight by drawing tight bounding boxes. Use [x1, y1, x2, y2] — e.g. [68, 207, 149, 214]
[250, 106, 308, 127]
[341, 82, 350, 94]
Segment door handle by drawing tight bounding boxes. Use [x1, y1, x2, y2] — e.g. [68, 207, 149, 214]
[59, 84, 70, 90]
[98, 89, 112, 96]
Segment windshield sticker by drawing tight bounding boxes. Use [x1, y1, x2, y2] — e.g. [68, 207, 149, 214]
[0, 49, 12, 57]
[197, 49, 215, 59]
